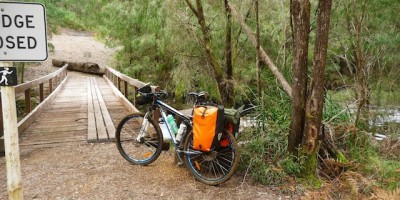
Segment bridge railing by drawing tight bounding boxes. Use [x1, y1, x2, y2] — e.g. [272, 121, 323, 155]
[103, 66, 158, 113]
[0, 64, 69, 135]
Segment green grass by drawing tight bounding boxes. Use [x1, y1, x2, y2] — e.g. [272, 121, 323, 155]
[363, 158, 400, 190]
[336, 128, 400, 191]
[237, 93, 294, 186]
[378, 160, 400, 190]
[327, 89, 355, 105]
[370, 89, 400, 107]
[328, 85, 400, 108]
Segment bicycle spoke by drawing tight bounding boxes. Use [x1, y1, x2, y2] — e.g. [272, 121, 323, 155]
[116, 114, 163, 165]
[214, 159, 229, 174]
[217, 146, 234, 153]
[183, 131, 239, 185]
[217, 154, 233, 163]
[189, 154, 203, 160]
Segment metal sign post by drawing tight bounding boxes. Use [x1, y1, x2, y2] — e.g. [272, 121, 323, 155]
[1, 2, 48, 199]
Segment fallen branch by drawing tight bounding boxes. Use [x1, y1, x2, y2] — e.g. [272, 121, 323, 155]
[52, 59, 104, 76]
[227, 0, 292, 98]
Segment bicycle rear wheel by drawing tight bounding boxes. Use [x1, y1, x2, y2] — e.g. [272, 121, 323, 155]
[183, 131, 239, 185]
[116, 113, 163, 165]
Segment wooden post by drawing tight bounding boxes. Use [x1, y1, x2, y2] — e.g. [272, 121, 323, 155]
[25, 89, 31, 114]
[49, 79, 53, 93]
[0, 96, 3, 152]
[124, 80, 128, 98]
[39, 83, 44, 102]
[133, 87, 137, 107]
[117, 77, 121, 91]
[0, 61, 24, 199]
[56, 75, 59, 86]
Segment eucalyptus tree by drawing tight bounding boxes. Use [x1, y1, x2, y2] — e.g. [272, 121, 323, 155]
[184, 0, 231, 104]
[289, 0, 333, 180]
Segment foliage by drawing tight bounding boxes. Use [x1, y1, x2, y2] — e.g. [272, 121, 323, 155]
[238, 91, 293, 185]
[97, 0, 174, 86]
[33, 0, 399, 197]
[32, 0, 85, 34]
[332, 121, 400, 191]
[328, 0, 400, 101]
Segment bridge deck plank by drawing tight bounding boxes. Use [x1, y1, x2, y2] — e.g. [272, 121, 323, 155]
[90, 77, 109, 142]
[20, 73, 134, 147]
[93, 77, 116, 140]
[87, 77, 97, 142]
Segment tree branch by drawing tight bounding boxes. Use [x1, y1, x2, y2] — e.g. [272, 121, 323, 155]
[184, 0, 199, 18]
[227, 0, 293, 98]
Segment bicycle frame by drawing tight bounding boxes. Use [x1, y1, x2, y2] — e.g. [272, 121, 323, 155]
[155, 100, 191, 148]
[117, 88, 243, 185]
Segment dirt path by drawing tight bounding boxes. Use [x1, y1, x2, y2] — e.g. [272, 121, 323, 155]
[0, 30, 289, 200]
[23, 29, 115, 82]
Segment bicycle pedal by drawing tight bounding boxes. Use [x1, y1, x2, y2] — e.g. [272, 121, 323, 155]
[162, 142, 170, 151]
[176, 161, 184, 167]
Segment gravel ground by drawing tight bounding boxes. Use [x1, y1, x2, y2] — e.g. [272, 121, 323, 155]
[0, 29, 292, 199]
[1, 143, 289, 200]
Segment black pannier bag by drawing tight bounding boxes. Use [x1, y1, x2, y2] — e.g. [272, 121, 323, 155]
[135, 84, 153, 105]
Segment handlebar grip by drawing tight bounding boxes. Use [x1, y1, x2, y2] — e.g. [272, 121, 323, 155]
[239, 106, 256, 117]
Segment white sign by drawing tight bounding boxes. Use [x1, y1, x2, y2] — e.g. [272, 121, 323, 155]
[0, 2, 48, 61]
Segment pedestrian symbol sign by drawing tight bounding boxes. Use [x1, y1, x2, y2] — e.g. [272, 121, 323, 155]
[0, 67, 17, 86]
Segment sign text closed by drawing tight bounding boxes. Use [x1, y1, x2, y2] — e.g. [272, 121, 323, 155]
[0, 2, 48, 61]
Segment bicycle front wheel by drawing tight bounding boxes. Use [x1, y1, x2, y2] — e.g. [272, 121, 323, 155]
[183, 131, 239, 185]
[116, 113, 163, 165]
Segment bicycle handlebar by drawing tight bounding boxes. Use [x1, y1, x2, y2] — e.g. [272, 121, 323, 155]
[137, 83, 167, 97]
[237, 104, 256, 117]
[188, 91, 209, 98]
[136, 85, 257, 114]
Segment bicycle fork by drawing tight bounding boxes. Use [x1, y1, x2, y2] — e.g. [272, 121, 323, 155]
[136, 113, 150, 143]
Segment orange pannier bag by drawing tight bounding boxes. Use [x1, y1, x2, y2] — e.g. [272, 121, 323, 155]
[192, 105, 224, 151]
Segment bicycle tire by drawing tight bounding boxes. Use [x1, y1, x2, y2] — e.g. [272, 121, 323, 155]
[116, 113, 163, 165]
[183, 131, 239, 185]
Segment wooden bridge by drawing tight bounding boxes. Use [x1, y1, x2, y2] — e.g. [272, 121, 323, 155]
[0, 65, 149, 150]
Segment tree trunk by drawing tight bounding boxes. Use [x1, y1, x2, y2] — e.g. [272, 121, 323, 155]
[288, 0, 311, 156]
[16, 62, 25, 83]
[301, 0, 332, 179]
[233, 1, 254, 64]
[185, 0, 226, 103]
[224, 0, 234, 106]
[346, 1, 369, 127]
[255, 0, 262, 101]
[320, 124, 347, 162]
[227, 0, 293, 98]
[52, 59, 104, 75]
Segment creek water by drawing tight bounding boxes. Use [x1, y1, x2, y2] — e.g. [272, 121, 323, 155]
[238, 107, 400, 141]
[368, 107, 400, 140]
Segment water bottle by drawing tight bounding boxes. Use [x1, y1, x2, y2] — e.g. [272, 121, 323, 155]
[176, 123, 187, 142]
[159, 121, 171, 141]
[167, 115, 178, 135]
